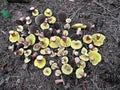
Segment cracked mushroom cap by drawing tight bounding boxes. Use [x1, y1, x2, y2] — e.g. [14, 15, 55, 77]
[71, 40, 82, 50]
[48, 16, 56, 24]
[40, 23, 50, 30]
[92, 33, 106, 46]
[39, 37, 49, 48]
[49, 36, 60, 48]
[75, 67, 85, 79]
[61, 64, 73, 75]
[44, 8, 52, 17]
[71, 23, 87, 29]
[34, 55, 46, 69]
[60, 36, 71, 47]
[9, 30, 20, 43]
[32, 9, 39, 16]
[25, 34, 36, 45]
[88, 51, 102, 66]
[83, 35, 92, 44]
[43, 67, 52, 76]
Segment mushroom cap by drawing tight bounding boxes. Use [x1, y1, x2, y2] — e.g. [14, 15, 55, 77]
[49, 36, 60, 48]
[71, 40, 82, 50]
[32, 9, 39, 16]
[33, 43, 41, 51]
[61, 64, 73, 75]
[24, 49, 32, 57]
[16, 25, 24, 32]
[60, 37, 71, 47]
[55, 70, 62, 76]
[25, 34, 36, 45]
[71, 23, 87, 29]
[83, 35, 92, 44]
[92, 33, 105, 46]
[43, 67, 52, 76]
[44, 8, 52, 17]
[75, 67, 84, 79]
[61, 56, 69, 64]
[48, 16, 56, 24]
[79, 54, 89, 61]
[40, 48, 51, 55]
[40, 23, 50, 30]
[9, 30, 20, 43]
[51, 63, 58, 70]
[62, 30, 69, 36]
[76, 60, 86, 69]
[39, 37, 49, 48]
[66, 18, 72, 24]
[35, 14, 46, 25]
[34, 56, 46, 69]
[88, 51, 102, 66]
[24, 57, 31, 63]
[81, 47, 88, 55]
[15, 48, 24, 55]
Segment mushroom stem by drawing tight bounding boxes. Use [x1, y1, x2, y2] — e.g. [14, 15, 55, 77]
[55, 79, 64, 84]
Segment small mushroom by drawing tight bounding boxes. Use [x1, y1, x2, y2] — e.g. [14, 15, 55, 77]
[75, 67, 86, 79]
[71, 23, 87, 29]
[79, 54, 89, 61]
[40, 48, 51, 55]
[88, 51, 102, 66]
[43, 67, 52, 76]
[39, 37, 49, 48]
[83, 35, 92, 44]
[24, 49, 32, 57]
[58, 11, 67, 22]
[33, 43, 41, 51]
[76, 60, 86, 69]
[48, 16, 56, 24]
[71, 40, 82, 50]
[24, 57, 31, 64]
[62, 30, 69, 36]
[73, 50, 79, 56]
[89, 44, 98, 52]
[25, 16, 32, 25]
[9, 30, 20, 43]
[51, 62, 58, 70]
[25, 34, 36, 45]
[64, 23, 70, 29]
[65, 18, 72, 24]
[60, 36, 71, 47]
[44, 8, 52, 17]
[55, 70, 62, 76]
[16, 25, 23, 32]
[49, 60, 54, 65]
[35, 14, 46, 25]
[14, 48, 24, 55]
[81, 47, 88, 55]
[34, 55, 46, 69]
[92, 33, 106, 46]
[61, 56, 69, 64]
[49, 36, 60, 48]
[61, 64, 73, 75]
[32, 8, 39, 16]
[40, 23, 50, 30]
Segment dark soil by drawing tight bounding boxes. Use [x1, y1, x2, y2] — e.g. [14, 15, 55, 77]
[0, 0, 120, 90]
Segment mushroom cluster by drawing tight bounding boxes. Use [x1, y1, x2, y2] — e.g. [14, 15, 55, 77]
[8, 7, 106, 83]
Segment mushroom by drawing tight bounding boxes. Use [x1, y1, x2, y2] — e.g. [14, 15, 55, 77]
[25, 16, 32, 25]
[92, 33, 105, 46]
[83, 35, 92, 44]
[89, 44, 98, 52]
[33, 43, 41, 51]
[73, 50, 79, 56]
[40, 48, 51, 55]
[61, 64, 73, 75]
[24, 49, 32, 57]
[76, 60, 86, 69]
[31, 8, 39, 16]
[40, 23, 50, 30]
[16, 25, 23, 32]
[71, 40, 82, 50]
[44, 8, 52, 17]
[60, 36, 71, 47]
[14, 48, 24, 55]
[39, 37, 49, 48]
[64, 23, 70, 30]
[9, 30, 20, 43]
[62, 30, 69, 36]
[81, 47, 88, 55]
[58, 11, 67, 22]
[34, 55, 46, 69]
[71, 23, 87, 29]
[79, 54, 89, 61]
[49, 60, 54, 65]
[51, 62, 58, 70]
[55, 70, 62, 76]
[43, 67, 52, 76]
[88, 51, 102, 66]
[65, 18, 72, 24]
[35, 14, 46, 25]
[48, 16, 56, 24]
[61, 56, 69, 64]
[75, 67, 86, 79]
[49, 36, 60, 48]
[24, 57, 31, 64]
[25, 34, 36, 45]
